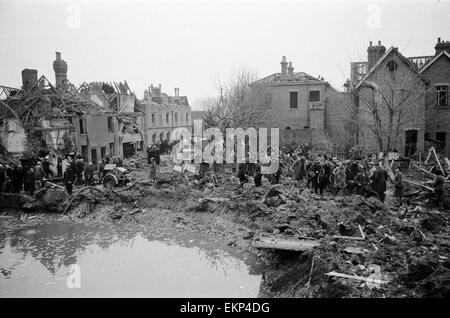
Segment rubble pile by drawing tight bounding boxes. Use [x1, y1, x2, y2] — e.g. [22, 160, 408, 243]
[1, 152, 449, 298]
[195, 179, 450, 298]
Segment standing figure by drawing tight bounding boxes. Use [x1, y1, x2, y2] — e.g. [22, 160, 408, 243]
[394, 168, 405, 206]
[74, 158, 84, 185]
[354, 165, 369, 196]
[117, 156, 123, 167]
[370, 163, 388, 202]
[64, 163, 75, 195]
[291, 154, 303, 188]
[11, 165, 24, 193]
[34, 162, 46, 188]
[237, 163, 248, 188]
[24, 168, 36, 196]
[254, 162, 262, 187]
[433, 174, 446, 210]
[149, 158, 156, 181]
[104, 153, 111, 164]
[98, 160, 105, 182]
[332, 163, 347, 195]
[57, 155, 63, 178]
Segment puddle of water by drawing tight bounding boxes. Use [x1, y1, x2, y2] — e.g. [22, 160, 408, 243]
[0, 221, 264, 297]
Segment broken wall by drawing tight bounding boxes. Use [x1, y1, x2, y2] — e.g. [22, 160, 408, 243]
[0, 118, 27, 154]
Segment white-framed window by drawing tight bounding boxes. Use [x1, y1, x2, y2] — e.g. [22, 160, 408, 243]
[436, 85, 448, 106]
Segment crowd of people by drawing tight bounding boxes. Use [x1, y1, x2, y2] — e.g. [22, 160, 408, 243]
[232, 148, 447, 209]
[0, 152, 125, 196]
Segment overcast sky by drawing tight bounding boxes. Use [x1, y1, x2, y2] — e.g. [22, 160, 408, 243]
[1, 0, 449, 109]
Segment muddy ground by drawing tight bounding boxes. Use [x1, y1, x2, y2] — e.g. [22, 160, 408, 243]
[1, 157, 449, 298]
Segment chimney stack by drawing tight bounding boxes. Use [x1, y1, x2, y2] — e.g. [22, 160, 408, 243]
[52, 51, 68, 87]
[435, 37, 450, 55]
[174, 88, 179, 97]
[21, 69, 38, 91]
[367, 40, 386, 70]
[280, 56, 288, 75]
[288, 62, 294, 75]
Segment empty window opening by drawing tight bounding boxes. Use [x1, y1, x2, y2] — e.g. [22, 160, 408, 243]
[387, 60, 398, 72]
[309, 91, 320, 102]
[290, 92, 298, 108]
[436, 85, 448, 106]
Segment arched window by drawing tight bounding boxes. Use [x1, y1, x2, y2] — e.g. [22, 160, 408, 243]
[386, 60, 398, 72]
[152, 133, 156, 144]
[160, 132, 164, 141]
[167, 131, 171, 141]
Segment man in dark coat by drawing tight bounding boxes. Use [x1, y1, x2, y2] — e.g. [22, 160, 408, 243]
[433, 174, 445, 210]
[11, 165, 24, 193]
[24, 168, 35, 196]
[147, 146, 153, 164]
[74, 159, 84, 185]
[237, 163, 248, 188]
[254, 162, 262, 187]
[370, 164, 388, 202]
[64, 163, 76, 195]
[57, 155, 63, 178]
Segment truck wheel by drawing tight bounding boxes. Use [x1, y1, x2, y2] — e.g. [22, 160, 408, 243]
[103, 176, 116, 189]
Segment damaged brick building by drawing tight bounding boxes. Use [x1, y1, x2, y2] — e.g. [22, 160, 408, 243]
[0, 52, 145, 162]
[251, 56, 336, 150]
[141, 84, 192, 144]
[345, 38, 450, 158]
[419, 38, 450, 157]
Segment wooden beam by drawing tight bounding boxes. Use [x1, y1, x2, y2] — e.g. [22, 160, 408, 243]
[325, 271, 389, 285]
[252, 237, 320, 251]
[431, 146, 445, 175]
[424, 147, 432, 165]
[412, 164, 435, 179]
[404, 179, 434, 192]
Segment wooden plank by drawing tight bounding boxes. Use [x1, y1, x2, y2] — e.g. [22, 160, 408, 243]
[412, 164, 435, 179]
[431, 147, 445, 175]
[424, 148, 432, 165]
[325, 271, 389, 285]
[252, 237, 320, 251]
[404, 179, 434, 192]
[333, 225, 366, 240]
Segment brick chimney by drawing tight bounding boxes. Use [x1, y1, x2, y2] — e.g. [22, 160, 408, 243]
[52, 52, 68, 87]
[174, 88, 179, 97]
[367, 41, 386, 70]
[280, 56, 288, 75]
[288, 62, 294, 75]
[21, 69, 38, 91]
[435, 37, 450, 55]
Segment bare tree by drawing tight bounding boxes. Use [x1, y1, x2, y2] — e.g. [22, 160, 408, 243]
[353, 59, 429, 156]
[203, 69, 267, 131]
